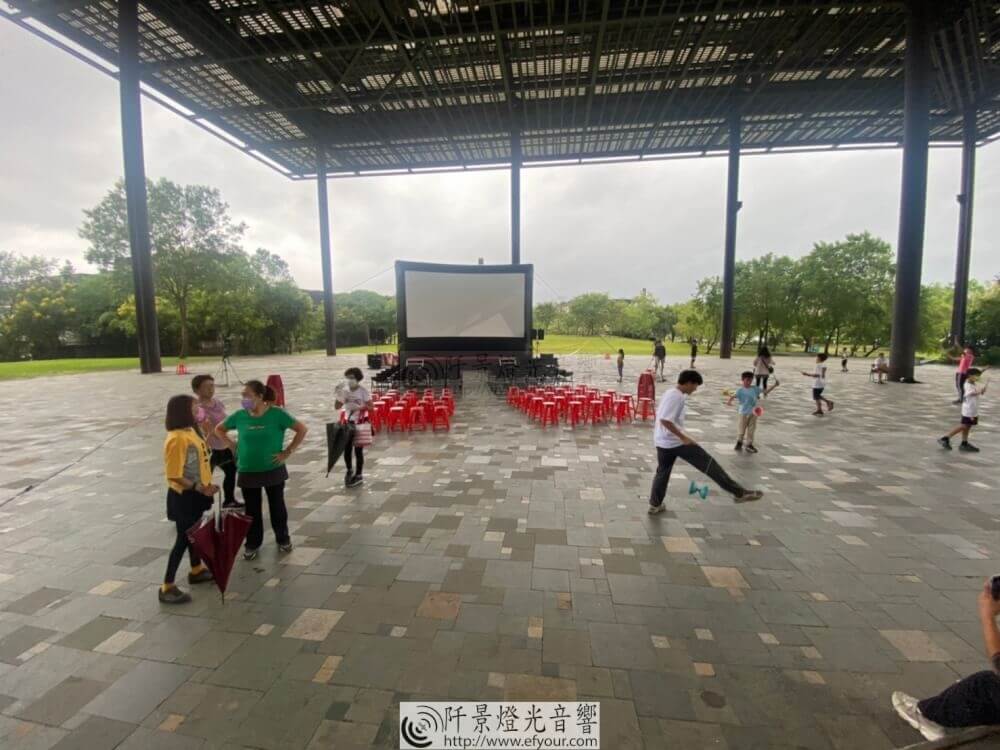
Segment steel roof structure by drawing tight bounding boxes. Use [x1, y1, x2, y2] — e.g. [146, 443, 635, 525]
[4, 0, 1000, 178]
[2, 0, 993, 380]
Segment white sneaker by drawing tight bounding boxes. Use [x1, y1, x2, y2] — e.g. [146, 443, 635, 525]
[647, 504, 666, 515]
[892, 691, 948, 741]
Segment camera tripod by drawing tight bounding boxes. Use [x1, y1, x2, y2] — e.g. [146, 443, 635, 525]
[216, 354, 242, 388]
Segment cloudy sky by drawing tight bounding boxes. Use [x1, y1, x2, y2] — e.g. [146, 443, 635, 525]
[1, 18, 997, 306]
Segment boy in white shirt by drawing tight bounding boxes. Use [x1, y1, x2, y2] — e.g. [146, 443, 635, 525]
[648, 370, 763, 513]
[801, 353, 834, 416]
[939, 368, 986, 453]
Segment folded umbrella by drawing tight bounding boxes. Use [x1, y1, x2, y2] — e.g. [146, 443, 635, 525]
[187, 493, 252, 603]
[325, 421, 354, 476]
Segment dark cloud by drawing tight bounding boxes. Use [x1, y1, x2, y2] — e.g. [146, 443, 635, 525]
[1, 21, 996, 304]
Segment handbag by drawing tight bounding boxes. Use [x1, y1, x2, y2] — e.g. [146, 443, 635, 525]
[353, 421, 373, 448]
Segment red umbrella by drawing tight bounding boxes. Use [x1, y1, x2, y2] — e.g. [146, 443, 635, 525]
[187, 495, 252, 603]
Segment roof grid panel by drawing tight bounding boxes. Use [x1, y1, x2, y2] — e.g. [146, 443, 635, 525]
[8, 0, 998, 176]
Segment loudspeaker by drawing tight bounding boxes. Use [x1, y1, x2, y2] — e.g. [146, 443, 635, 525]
[373, 328, 387, 345]
[531, 328, 545, 340]
[367, 354, 382, 369]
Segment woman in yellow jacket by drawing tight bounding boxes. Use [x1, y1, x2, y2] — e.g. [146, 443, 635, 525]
[161, 394, 218, 604]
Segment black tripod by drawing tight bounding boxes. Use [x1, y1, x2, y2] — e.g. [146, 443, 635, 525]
[216, 353, 241, 388]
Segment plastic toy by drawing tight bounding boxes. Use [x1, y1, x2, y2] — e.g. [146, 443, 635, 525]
[688, 480, 709, 500]
[752, 405, 764, 417]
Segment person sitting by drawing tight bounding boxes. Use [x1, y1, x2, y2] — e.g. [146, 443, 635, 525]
[892, 579, 1000, 741]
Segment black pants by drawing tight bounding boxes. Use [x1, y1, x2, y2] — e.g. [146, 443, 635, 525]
[919, 671, 1000, 728]
[210, 448, 237, 505]
[755, 374, 769, 389]
[344, 445, 364, 477]
[242, 483, 290, 550]
[164, 489, 204, 584]
[957, 372, 969, 400]
[617, 363, 624, 379]
[649, 444, 745, 506]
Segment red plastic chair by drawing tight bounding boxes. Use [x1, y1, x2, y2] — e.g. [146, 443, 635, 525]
[388, 405, 408, 431]
[568, 400, 585, 427]
[589, 399, 605, 425]
[540, 401, 559, 428]
[637, 397, 654, 421]
[266, 374, 285, 406]
[432, 404, 451, 431]
[613, 400, 632, 424]
[410, 405, 428, 431]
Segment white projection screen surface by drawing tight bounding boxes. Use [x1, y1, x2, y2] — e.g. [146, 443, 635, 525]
[404, 270, 526, 338]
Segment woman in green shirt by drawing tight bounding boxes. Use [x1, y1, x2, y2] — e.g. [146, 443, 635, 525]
[215, 379, 308, 561]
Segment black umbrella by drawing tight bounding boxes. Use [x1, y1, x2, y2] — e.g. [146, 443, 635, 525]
[325, 421, 355, 477]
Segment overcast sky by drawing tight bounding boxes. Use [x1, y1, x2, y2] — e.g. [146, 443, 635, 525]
[1, 19, 997, 305]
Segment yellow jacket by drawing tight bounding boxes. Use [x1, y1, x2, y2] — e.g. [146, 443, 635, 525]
[163, 428, 212, 493]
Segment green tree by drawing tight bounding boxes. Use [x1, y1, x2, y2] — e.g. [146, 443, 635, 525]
[565, 293, 615, 335]
[3, 275, 76, 358]
[80, 178, 246, 357]
[966, 280, 1000, 363]
[533, 302, 560, 331]
[0, 251, 55, 319]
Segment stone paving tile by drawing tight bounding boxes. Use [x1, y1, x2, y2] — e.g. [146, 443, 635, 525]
[81, 660, 194, 724]
[17, 676, 109, 727]
[0, 354, 997, 748]
[0, 625, 57, 665]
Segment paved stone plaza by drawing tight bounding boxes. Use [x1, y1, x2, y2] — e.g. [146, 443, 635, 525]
[0, 352, 997, 749]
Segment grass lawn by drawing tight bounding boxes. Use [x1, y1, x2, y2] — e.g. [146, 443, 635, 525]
[0, 356, 216, 381]
[1, 337, 931, 380]
[338, 335, 781, 357]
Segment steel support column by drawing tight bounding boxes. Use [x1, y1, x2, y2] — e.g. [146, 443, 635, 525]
[720, 111, 741, 359]
[889, 0, 931, 383]
[118, 0, 161, 373]
[316, 147, 337, 356]
[510, 123, 522, 264]
[949, 107, 977, 347]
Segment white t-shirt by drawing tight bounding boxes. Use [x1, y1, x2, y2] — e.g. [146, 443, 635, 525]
[654, 388, 687, 449]
[875, 355, 886, 370]
[753, 356, 772, 376]
[812, 363, 827, 389]
[962, 381, 979, 418]
[337, 384, 371, 423]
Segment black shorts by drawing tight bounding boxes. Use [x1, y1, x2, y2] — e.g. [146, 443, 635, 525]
[812, 388, 824, 400]
[961, 416, 978, 426]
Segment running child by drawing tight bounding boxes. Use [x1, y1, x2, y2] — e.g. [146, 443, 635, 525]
[727, 370, 779, 453]
[616, 348, 625, 383]
[802, 353, 834, 416]
[939, 368, 986, 453]
[648, 370, 764, 513]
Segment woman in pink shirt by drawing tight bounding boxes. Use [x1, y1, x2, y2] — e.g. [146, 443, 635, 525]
[953, 347, 976, 405]
[191, 374, 240, 507]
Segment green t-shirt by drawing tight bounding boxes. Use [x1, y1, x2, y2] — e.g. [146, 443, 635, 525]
[222, 407, 296, 474]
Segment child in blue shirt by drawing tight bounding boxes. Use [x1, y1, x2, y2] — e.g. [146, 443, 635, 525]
[727, 370, 779, 453]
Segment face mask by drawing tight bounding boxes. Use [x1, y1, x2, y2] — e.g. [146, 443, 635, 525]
[346, 378, 358, 388]
[241, 398, 255, 410]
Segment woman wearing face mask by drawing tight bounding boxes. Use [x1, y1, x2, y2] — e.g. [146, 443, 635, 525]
[215, 380, 308, 560]
[334, 367, 373, 488]
[162, 394, 217, 604]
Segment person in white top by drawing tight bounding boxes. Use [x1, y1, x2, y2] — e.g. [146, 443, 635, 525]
[752, 346, 774, 394]
[801, 353, 834, 416]
[939, 368, 986, 453]
[334, 367, 373, 487]
[873, 352, 889, 384]
[648, 370, 763, 513]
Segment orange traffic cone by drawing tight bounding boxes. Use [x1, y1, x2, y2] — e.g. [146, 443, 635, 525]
[175, 361, 188, 375]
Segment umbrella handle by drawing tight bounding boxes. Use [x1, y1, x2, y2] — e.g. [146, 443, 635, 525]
[214, 489, 222, 532]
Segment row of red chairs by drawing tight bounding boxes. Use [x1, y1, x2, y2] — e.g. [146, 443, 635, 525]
[506, 385, 654, 428]
[372, 388, 454, 432]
